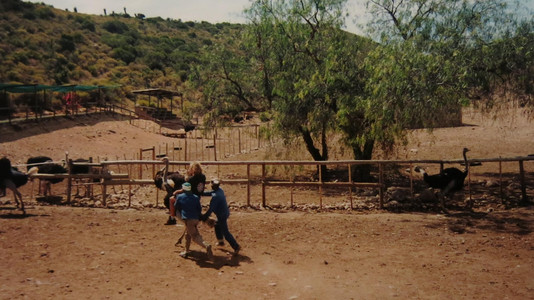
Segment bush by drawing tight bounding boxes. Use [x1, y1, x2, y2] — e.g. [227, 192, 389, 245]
[35, 7, 55, 19]
[102, 20, 129, 34]
[58, 34, 76, 52]
[112, 46, 137, 64]
[75, 16, 95, 32]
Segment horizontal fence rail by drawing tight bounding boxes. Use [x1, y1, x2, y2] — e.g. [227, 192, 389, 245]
[19, 156, 529, 209]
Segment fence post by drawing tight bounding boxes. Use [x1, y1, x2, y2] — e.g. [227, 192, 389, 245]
[289, 165, 295, 208]
[348, 163, 353, 210]
[261, 163, 266, 207]
[238, 128, 242, 154]
[66, 158, 72, 203]
[499, 158, 504, 203]
[102, 164, 108, 207]
[184, 134, 188, 161]
[138, 148, 143, 179]
[519, 160, 529, 205]
[247, 164, 251, 207]
[319, 162, 323, 210]
[151, 146, 155, 179]
[379, 163, 384, 209]
[213, 128, 217, 161]
[256, 125, 260, 150]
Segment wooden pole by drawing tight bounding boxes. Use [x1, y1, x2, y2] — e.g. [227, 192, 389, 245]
[138, 148, 143, 179]
[349, 164, 353, 210]
[184, 133, 188, 161]
[256, 125, 260, 150]
[201, 132, 204, 161]
[290, 164, 294, 208]
[232, 128, 236, 156]
[409, 163, 414, 200]
[238, 128, 241, 154]
[151, 146, 155, 179]
[319, 163, 323, 210]
[213, 129, 217, 161]
[261, 163, 266, 207]
[499, 158, 504, 204]
[66, 157, 72, 203]
[247, 164, 251, 207]
[468, 161, 472, 208]
[195, 131, 198, 161]
[102, 164, 108, 206]
[379, 163, 384, 209]
[519, 160, 528, 205]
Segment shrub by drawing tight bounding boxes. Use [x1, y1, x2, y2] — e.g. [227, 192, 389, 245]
[35, 7, 55, 19]
[75, 16, 95, 32]
[102, 20, 129, 34]
[58, 34, 76, 52]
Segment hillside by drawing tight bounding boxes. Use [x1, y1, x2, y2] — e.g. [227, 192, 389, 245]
[0, 0, 241, 91]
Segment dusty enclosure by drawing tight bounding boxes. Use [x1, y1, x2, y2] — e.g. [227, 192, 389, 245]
[1, 107, 533, 299]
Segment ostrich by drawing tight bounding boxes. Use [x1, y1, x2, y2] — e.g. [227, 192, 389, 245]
[33, 162, 68, 197]
[0, 157, 38, 214]
[70, 158, 93, 197]
[26, 156, 53, 195]
[414, 147, 470, 212]
[154, 158, 187, 243]
[154, 159, 185, 212]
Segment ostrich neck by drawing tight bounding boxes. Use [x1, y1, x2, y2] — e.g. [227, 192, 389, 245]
[463, 151, 469, 173]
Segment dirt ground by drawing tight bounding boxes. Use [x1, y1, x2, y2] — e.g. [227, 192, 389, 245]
[1, 107, 533, 299]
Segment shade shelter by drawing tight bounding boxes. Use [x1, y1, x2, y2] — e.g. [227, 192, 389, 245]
[0, 83, 121, 122]
[132, 88, 183, 119]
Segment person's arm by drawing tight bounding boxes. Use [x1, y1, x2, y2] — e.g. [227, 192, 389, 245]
[200, 198, 214, 221]
[174, 196, 182, 213]
[172, 188, 184, 196]
[201, 190, 213, 197]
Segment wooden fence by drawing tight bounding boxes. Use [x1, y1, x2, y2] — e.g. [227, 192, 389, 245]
[86, 156, 532, 209]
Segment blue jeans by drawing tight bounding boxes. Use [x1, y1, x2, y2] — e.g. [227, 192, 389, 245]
[214, 218, 239, 251]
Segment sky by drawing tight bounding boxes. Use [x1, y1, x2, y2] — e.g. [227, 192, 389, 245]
[25, 0, 533, 36]
[26, 0, 368, 34]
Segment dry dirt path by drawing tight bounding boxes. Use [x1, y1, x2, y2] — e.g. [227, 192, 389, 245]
[1, 205, 533, 299]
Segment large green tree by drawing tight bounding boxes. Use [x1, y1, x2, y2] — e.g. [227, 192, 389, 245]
[243, 0, 356, 163]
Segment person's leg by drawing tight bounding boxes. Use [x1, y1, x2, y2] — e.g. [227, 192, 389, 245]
[218, 218, 239, 252]
[187, 219, 212, 257]
[179, 220, 193, 257]
[165, 196, 177, 225]
[214, 222, 224, 245]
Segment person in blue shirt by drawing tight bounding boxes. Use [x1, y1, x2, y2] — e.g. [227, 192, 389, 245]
[175, 182, 212, 258]
[201, 179, 241, 255]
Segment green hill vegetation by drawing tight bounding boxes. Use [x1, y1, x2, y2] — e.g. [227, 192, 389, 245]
[0, 0, 239, 98]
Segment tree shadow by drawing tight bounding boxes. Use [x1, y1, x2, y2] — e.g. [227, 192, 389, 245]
[421, 208, 533, 235]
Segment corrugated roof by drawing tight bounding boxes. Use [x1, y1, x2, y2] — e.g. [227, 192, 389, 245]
[0, 83, 121, 93]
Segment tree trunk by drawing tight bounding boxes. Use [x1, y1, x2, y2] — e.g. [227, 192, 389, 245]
[351, 140, 374, 181]
[299, 126, 328, 180]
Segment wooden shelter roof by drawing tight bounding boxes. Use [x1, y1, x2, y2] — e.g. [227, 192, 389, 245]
[132, 88, 182, 98]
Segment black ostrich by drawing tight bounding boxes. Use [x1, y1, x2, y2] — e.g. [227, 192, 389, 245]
[154, 167, 185, 210]
[414, 147, 470, 212]
[70, 158, 94, 197]
[0, 157, 38, 214]
[26, 156, 53, 194]
[154, 158, 185, 227]
[33, 162, 68, 197]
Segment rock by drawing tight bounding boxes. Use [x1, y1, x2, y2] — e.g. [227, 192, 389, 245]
[485, 180, 499, 188]
[417, 189, 437, 202]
